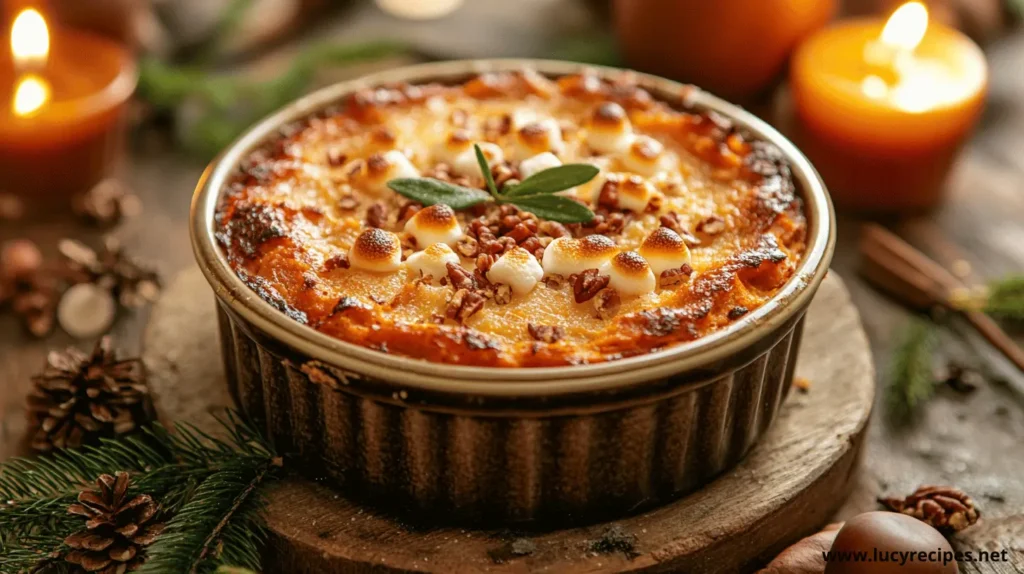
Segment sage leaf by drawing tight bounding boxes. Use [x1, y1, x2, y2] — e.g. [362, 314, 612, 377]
[506, 195, 596, 224]
[504, 163, 600, 198]
[387, 178, 492, 210]
[474, 144, 499, 197]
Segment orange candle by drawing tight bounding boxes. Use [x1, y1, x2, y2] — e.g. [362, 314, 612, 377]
[790, 2, 987, 212]
[0, 8, 135, 200]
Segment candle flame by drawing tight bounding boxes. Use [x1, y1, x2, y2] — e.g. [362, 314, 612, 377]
[880, 2, 929, 52]
[10, 9, 51, 116]
[11, 8, 50, 67]
[12, 74, 50, 117]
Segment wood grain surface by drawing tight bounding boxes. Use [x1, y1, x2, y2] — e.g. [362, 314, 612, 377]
[138, 268, 873, 573]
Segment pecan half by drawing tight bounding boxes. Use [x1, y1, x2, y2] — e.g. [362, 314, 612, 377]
[528, 323, 564, 343]
[572, 269, 610, 304]
[323, 253, 350, 271]
[879, 486, 980, 534]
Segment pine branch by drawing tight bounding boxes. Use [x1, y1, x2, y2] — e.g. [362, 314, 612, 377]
[137, 40, 410, 157]
[886, 318, 940, 423]
[984, 275, 1024, 321]
[0, 411, 279, 573]
[138, 459, 277, 574]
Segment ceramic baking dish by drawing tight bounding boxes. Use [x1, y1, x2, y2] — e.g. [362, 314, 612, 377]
[190, 59, 836, 525]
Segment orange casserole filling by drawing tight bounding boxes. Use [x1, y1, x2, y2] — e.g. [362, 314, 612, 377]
[216, 70, 808, 367]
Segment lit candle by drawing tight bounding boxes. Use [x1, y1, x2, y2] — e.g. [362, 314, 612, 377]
[0, 8, 136, 200]
[790, 2, 987, 212]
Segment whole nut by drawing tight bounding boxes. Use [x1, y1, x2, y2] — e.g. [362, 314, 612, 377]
[1, 239, 43, 280]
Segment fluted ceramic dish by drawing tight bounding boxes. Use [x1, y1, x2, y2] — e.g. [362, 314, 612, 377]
[190, 59, 836, 525]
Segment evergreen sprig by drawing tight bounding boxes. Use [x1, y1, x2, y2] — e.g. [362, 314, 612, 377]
[0, 411, 280, 574]
[387, 144, 599, 223]
[886, 317, 940, 423]
[984, 275, 1024, 321]
[138, 40, 409, 157]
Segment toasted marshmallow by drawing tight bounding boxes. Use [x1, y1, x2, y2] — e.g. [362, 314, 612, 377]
[487, 247, 544, 295]
[512, 119, 564, 160]
[404, 204, 462, 247]
[586, 102, 634, 155]
[638, 227, 692, 275]
[349, 228, 402, 273]
[452, 141, 504, 178]
[600, 251, 656, 297]
[510, 108, 539, 130]
[361, 150, 420, 195]
[519, 152, 562, 180]
[621, 135, 671, 177]
[432, 130, 473, 165]
[541, 235, 618, 277]
[614, 174, 656, 212]
[405, 243, 460, 282]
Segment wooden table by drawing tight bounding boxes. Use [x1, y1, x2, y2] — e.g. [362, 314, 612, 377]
[1, 1, 1022, 570]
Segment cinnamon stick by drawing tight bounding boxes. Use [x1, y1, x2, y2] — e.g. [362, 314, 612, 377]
[859, 223, 1024, 373]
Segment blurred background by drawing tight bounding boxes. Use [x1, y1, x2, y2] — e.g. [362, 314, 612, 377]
[2, 0, 1024, 551]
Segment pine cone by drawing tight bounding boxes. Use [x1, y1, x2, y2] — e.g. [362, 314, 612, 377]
[60, 237, 161, 309]
[27, 337, 153, 452]
[879, 485, 980, 534]
[65, 472, 164, 573]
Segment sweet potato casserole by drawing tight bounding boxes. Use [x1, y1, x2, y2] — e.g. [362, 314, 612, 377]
[215, 70, 808, 367]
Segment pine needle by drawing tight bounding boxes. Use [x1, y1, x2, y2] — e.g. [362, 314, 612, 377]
[984, 275, 1024, 321]
[887, 318, 940, 423]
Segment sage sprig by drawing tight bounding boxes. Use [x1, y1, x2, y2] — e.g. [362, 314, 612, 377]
[387, 144, 598, 224]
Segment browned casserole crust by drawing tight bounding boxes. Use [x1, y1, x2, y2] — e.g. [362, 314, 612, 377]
[215, 70, 807, 367]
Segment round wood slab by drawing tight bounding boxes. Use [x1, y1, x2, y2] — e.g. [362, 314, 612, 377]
[142, 267, 874, 574]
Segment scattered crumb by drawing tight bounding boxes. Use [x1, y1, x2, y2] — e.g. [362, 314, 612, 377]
[488, 537, 537, 564]
[793, 377, 811, 394]
[586, 525, 639, 559]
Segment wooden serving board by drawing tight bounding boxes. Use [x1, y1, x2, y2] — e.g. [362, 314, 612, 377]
[138, 266, 874, 573]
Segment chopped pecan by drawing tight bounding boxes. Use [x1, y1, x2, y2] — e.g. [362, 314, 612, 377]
[446, 288, 486, 324]
[543, 274, 566, 289]
[366, 202, 389, 229]
[338, 195, 359, 211]
[446, 262, 475, 291]
[538, 220, 570, 238]
[572, 269, 610, 304]
[659, 212, 701, 246]
[506, 223, 535, 244]
[456, 236, 480, 258]
[728, 306, 749, 320]
[659, 265, 692, 288]
[528, 323, 564, 343]
[397, 201, 422, 223]
[493, 283, 513, 305]
[696, 215, 726, 235]
[475, 253, 496, 274]
[492, 163, 519, 189]
[593, 288, 621, 319]
[597, 180, 619, 210]
[326, 148, 348, 167]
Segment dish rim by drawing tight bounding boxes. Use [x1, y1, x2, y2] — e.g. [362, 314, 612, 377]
[190, 58, 836, 395]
